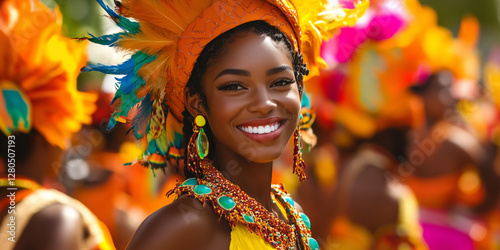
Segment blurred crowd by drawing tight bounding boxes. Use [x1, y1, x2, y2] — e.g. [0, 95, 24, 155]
[1, 0, 500, 249]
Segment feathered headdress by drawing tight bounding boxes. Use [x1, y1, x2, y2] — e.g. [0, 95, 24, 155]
[310, 0, 416, 142]
[0, 0, 96, 149]
[83, 0, 368, 169]
[310, 0, 480, 143]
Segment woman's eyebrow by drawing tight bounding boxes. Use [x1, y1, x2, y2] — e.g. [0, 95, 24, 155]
[266, 65, 293, 76]
[215, 69, 251, 80]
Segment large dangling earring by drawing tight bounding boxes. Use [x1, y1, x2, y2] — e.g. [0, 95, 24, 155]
[187, 115, 209, 176]
[293, 128, 307, 182]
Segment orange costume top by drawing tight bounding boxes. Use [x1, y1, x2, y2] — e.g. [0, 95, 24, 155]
[405, 122, 485, 210]
[404, 121, 491, 248]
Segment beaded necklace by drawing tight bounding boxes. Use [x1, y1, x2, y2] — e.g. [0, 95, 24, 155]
[170, 159, 319, 250]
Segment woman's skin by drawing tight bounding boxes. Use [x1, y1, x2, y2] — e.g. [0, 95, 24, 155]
[412, 71, 500, 214]
[411, 71, 482, 177]
[126, 30, 303, 249]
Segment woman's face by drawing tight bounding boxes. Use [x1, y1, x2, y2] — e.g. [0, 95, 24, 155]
[200, 31, 302, 164]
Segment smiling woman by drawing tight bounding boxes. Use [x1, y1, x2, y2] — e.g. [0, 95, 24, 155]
[82, 0, 368, 249]
[185, 21, 302, 166]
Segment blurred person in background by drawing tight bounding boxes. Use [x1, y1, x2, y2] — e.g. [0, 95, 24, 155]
[407, 70, 498, 249]
[402, 8, 500, 249]
[61, 91, 144, 250]
[0, 0, 114, 249]
[479, 47, 500, 247]
[295, 0, 428, 248]
[61, 91, 183, 249]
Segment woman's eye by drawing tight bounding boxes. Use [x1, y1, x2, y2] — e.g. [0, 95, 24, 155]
[217, 83, 246, 91]
[272, 78, 295, 87]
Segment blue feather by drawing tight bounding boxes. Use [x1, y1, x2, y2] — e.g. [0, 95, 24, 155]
[3, 89, 30, 133]
[130, 94, 153, 136]
[301, 91, 311, 109]
[95, 0, 140, 33]
[106, 114, 118, 131]
[147, 138, 158, 154]
[82, 58, 136, 75]
[171, 132, 183, 149]
[116, 74, 145, 95]
[131, 52, 156, 73]
[86, 32, 123, 46]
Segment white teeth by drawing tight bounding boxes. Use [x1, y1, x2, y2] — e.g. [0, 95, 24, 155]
[239, 122, 281, 134]
[264, 125, 271, 133]
[258, 126, 264, 134]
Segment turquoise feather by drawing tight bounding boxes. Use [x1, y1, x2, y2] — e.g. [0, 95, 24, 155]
[3, 89, 30, 133]
[95, 0, 140, 34]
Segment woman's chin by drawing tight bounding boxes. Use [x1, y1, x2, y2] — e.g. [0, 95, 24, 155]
[244, 150, 284, 164]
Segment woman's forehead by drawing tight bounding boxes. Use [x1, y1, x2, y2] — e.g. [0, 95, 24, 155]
[211, 32, 292, 67]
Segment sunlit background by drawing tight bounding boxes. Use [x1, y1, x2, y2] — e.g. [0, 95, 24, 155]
[39, 0, 500, 89]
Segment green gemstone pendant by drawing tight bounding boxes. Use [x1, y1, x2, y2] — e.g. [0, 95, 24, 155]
[181, 178, 198, 186]
[300, 212, 311, 230]
[298, 132, 303, 154]
[217, 196, 236, 210]
[243, 214, 255, 223]
[197, 127, 209, 159]
[309, 237, 319, 250]
[193, 184, 211, 195]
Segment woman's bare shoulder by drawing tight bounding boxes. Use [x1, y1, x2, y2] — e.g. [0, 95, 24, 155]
[16, 203, 84, 250]
[126, 195, 231, 250]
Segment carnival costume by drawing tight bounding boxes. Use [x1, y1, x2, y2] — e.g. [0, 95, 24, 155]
[0, 0, 115, 249]
[336, 1, 494, 248]
[397, 5, 492, 249]
[306, 0, 433, 248]
[83, 0, 368, 249]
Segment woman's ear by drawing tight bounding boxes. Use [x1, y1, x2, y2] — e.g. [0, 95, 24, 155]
[185, 87, 208, 118]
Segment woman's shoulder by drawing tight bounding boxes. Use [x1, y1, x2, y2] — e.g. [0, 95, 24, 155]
[14, 203, 84, 250]
[126, 195, 231, 250]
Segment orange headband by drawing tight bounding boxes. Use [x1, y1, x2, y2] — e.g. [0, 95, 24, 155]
[168, 0, 299, 121]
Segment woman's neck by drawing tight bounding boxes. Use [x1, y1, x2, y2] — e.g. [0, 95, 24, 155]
[213, 155, 274, 211]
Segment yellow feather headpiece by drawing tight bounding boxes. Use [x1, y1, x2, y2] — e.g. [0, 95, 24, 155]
[0, 0, 96, 149]
[84, 0, 368, 169]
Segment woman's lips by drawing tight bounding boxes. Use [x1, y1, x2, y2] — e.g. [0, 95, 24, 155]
[237, 118, 286, 143]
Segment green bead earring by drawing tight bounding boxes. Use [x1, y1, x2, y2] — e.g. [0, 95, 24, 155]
[195, 115, 209, 159]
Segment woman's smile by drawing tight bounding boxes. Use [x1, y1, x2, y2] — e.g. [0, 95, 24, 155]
[236, 117, 286, 143]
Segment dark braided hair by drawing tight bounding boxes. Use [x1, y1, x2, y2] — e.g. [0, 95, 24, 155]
[182, 20, 308, 178]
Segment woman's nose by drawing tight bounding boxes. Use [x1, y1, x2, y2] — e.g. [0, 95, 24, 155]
[247, 87, 277, 114]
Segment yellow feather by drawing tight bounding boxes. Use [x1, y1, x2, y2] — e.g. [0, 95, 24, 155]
[119, 24, 177, 55]
[290, 0, 369, 77]
[122, 0, 214, 34]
